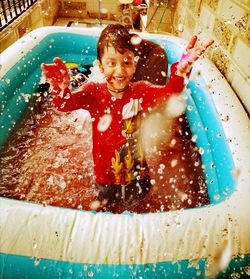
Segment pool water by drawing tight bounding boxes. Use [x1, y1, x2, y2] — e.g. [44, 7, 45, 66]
[0, 89, 209, 213]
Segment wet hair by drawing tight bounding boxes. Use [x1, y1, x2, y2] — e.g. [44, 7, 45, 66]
[97, 24, 136, 62]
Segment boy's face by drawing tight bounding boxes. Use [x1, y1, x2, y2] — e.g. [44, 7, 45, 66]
[99, 46, 137, 94]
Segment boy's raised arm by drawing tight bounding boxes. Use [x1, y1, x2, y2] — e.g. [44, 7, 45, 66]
[176, 36, 214, 77]
[140, 36, 214, 109]
[163, 35, 214, 94]
[41, 57, 70, 91]
[41, 57, 93, 111]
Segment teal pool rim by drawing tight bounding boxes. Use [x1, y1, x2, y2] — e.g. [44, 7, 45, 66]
[0, 252, 249, 279]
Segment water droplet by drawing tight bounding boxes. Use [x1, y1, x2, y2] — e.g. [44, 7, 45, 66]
[198, 147, 204, 155]
[171, 159, 178, 168]
[180, 192, 188, 201]
[170, 138, 176, 147]
[159, 164, 165, 169]
[130, 35, 142, 46]
[150, 179, 156, 185]
[158, 168, 163, 174]
[34, 258, 40, 266]
[90, 200, 101, 211]
[177, 23, 184, 32]
[222, 115, 229, 122]
[161, 71, 167, 77]
[214, 194, 220, 200]
[210, 163, 215, 168]
[97, 114, 112, 132]
[21, 93, 30, 103]
[88, 271, 94, 277]
[191, 135, 197, 142]
[42, 201, 47, 207]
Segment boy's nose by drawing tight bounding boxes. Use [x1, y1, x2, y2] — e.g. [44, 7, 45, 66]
[115, 64, 125, 74]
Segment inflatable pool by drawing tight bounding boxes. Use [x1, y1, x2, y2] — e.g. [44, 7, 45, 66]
[0, 26, 249, 278]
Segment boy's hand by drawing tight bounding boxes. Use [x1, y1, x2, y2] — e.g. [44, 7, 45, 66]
[176, 36, 214, 76]
[41, 57, 70, 90]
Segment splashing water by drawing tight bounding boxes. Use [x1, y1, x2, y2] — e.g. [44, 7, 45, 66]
[0, 92, 96, 210]
[165, 95, 186, 118]
[87, 60, 106, 83]
[0, 67, 209, 213]
[130, 35, 142, 46]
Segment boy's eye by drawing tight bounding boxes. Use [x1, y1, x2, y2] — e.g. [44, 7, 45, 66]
[107, 61, 116, 67]
[124, 61, 132, 65]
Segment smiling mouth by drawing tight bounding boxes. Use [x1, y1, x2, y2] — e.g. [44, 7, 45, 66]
[113, 77, 126, 82]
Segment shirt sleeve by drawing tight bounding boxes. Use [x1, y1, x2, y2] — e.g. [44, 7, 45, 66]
[52, 82, 98, 113]
[136, 62, 185, 110]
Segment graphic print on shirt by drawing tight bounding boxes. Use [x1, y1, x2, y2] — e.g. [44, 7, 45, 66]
[111, 98, 148, 185]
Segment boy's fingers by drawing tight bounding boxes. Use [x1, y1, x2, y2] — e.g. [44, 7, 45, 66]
[41, 64, 52, 79]
[185, 37, 213, 54]
[54, 57, 66, 69]
[53, 57, 62, 64]
[204, 39, 214, 49]
[196, 46, 205, 56]
[186, 35, 197, 50]
[41, 63, 48, 72]
[41, 58, 69, 89]
[196, 40, 214, 57]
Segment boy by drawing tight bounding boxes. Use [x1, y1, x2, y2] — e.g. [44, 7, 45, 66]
[41, 24, 213, 205]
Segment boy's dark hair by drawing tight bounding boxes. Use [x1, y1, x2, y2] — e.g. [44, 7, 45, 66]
[97, 24, 135, 62]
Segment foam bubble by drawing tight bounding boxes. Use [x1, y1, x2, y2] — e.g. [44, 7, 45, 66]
[178, 23, 184, 32]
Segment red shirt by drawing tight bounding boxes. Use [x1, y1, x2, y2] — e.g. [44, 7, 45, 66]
[52, 63, 184, 186]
